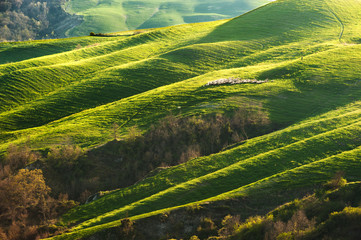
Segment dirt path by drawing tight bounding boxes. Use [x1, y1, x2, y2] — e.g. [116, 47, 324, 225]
[326, 3, 344, 42]
[136, 7, 160, 29]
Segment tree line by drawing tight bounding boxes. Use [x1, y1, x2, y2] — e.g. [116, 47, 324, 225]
[0, 0, 75, 41]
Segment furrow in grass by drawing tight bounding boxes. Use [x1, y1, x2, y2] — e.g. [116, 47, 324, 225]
[0, 38, 350, 130]
[217, 144, 361, 200]
[0, 20, 224, 74]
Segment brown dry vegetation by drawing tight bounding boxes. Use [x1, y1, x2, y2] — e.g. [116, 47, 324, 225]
[0, 146, 76, 240]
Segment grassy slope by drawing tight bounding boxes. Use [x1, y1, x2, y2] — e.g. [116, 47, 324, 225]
[65, 0, 270, 37]
[49, 0, 361, 238]
[0, 21, 224, 132]
[1, 0, 361, 238]
[0, 0, 345, 152]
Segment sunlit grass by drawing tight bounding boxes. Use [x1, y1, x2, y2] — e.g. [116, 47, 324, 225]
[3, 0, 361, 238]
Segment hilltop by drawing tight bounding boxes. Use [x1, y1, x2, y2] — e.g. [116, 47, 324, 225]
[1, 0, 361, 239]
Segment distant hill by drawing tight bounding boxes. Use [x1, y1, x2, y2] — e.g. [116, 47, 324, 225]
[63, 0, 270, 37]
[0, 0, 269, 41]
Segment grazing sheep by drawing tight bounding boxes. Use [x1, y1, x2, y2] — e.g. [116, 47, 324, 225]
[204, 77, 269, 86]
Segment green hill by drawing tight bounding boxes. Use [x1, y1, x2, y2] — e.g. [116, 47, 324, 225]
[64, 0, 270, 37]
[1, 0, 361, 238]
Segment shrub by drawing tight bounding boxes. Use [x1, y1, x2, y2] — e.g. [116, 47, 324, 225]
[218, 215, 240, 237]
[133, 30, 144, 35]
[323, 171, 347, 190]
[197, 217, 217, 238]
[115, 218, 135, 239]
[234, 210, 315, 240]
[187, 204, 203, 214]
[234, 216, 266, 240]
[189, 236, 200, 240]
[46, 145, 83, 171]
[42, 144, 87, 200]
[4, 144, 40, 174]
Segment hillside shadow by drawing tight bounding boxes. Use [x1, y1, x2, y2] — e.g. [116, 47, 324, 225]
[265, 80, 361, 127]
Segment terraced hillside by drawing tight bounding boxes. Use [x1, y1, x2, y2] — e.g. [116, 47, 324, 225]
[64, 0, 270, 37]
[1, 0, 361, 238]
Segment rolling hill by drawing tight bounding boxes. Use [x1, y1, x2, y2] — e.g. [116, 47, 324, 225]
[1, 0, 361, 239]
[63, 0, 271, 37]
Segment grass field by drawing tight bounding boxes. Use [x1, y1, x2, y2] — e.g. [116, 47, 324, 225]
[64, 0, 270, 37]
[2, 0, 361, 238]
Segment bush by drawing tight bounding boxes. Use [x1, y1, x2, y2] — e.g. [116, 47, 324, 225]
[231, 210, 315, 240]
[3, 144, 40, 175]
[323, 171, 347, 190]
[187, 204, 203, 214]
[89, 32, 106, 37]
[43, 144, 88, 199]
[189, 236, 200, 240]
[115, 218, 135, 239]
[234, 216, 266, 240]
[46, 145, 83, 171]
[197, 217, 217, 238]
[219, 215, 240, 237]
